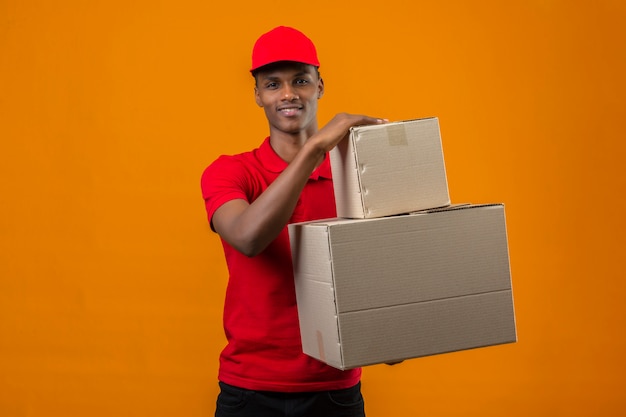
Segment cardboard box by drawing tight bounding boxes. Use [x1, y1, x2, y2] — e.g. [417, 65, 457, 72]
[289, 204, 516, 370]
[330, 117, 450, 219]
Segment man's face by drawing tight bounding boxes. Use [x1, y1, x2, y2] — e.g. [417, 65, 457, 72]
[254, 62, 324, 138]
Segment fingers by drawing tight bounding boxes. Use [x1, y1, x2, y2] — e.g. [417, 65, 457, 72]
[332, 112, 388, 129]
[327, 113, 389, 138]
[357, 115, 389, 126]
[309, 113, 389, 153]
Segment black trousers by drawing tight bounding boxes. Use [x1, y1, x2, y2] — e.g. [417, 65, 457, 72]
[215, 381, 366, 417]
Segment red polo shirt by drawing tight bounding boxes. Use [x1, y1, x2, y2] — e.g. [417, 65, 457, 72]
[201, 137, 361, 392]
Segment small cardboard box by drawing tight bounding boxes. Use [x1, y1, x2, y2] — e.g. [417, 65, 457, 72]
[289, 204, 516, 370]
[330, 117, 450, 219]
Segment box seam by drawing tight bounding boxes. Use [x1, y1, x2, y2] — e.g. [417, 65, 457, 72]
[338, 288, 513, 315]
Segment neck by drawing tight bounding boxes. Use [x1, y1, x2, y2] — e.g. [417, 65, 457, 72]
[269, 125, 318, 163]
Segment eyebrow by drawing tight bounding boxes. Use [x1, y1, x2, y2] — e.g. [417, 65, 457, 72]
[260, 71, 312, 81]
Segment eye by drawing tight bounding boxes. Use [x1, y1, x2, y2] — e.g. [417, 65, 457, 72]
[295, 78, 309, 86]
[265, 82, 279, 89]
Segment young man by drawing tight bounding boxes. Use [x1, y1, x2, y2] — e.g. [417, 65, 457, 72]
[201, 26, 386, 417]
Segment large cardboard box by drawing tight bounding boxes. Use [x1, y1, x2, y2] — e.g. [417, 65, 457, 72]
[330, 117, 450, 219]
[289, 204, 516, 370]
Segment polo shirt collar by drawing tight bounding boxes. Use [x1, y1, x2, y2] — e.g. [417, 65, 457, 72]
[259, 137, 332, 180]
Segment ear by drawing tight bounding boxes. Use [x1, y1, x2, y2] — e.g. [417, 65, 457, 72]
[254, 87, 263, 107]
[317, 77, 325, 99]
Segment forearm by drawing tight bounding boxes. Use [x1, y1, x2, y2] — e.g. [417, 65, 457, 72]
[215, 140, 326, 257]
[213, 114, 386, 257]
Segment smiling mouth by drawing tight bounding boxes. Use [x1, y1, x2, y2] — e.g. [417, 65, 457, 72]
[278, 106, 303, 116]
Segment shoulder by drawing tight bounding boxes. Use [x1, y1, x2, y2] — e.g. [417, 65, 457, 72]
[207, 148, 256, 169]
[202, 149, 256, 180]
[200, 147, 265, 198]
[201, 137, 275, 183]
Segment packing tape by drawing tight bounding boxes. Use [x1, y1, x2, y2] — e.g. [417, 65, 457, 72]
[386, 123, 408, 146]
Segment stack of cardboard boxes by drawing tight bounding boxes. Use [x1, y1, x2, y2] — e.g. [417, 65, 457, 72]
[289, 117, 517, 370]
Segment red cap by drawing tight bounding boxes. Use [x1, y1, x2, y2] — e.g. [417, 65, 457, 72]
[250, 26, 320, 72]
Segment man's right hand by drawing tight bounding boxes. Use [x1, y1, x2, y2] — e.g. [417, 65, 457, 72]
[308, 113, 388, 154]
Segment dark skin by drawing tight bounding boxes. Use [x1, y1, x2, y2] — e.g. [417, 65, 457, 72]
[212, 62, 387, 257]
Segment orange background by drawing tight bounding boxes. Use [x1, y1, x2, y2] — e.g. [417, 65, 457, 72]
[1, 0, 625, 416]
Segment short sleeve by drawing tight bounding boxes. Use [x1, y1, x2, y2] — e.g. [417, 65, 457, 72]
[200, 155, 251, 231]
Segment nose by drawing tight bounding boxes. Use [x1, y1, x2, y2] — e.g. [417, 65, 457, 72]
[281, 84, 299, 101]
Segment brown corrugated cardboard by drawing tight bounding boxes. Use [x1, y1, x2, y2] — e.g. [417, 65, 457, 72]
[289, 204, 517, 370]
[330, 117, 450, 219]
